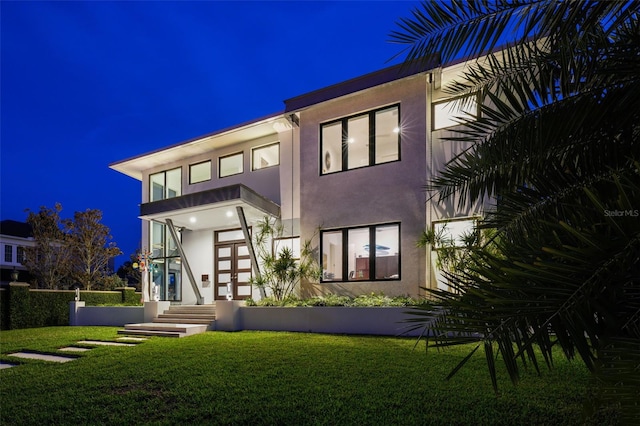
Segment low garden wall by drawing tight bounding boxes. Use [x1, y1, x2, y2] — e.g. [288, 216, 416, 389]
[70, 302, 144, 326]
[0, 283, 141, 330]
[216, 301, 425, 337]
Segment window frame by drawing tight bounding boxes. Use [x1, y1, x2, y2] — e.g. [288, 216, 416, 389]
[272, 236, 301, 260]
[149, 167, 182, 202]
[189, 160, 212, 184]
[4, 244, 13, 263]
[319, 104, 400, 175]
[432, 93, 480, 130]
[252, 142, 280, 171]
[219, 152, 244, 178]
[320, 222, 401, 283]
[431, 217, 480, 249]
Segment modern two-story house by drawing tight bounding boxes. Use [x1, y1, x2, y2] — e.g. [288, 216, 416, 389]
[110, 58, 483, 305]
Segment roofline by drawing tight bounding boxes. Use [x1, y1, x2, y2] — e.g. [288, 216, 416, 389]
[284, 56, 440, 113]
[108, 110, 285, 169]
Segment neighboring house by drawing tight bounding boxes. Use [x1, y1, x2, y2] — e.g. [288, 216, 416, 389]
[110, 59, 484, 305]
[0, 220, 35, 284]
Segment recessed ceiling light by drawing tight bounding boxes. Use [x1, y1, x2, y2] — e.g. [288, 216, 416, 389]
[393, 127, 400, 133]
[226, 211, 233, 218]
[189, 217, 196, 223]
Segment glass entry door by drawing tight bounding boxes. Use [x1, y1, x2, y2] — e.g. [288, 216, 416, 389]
[215, 242, 253, 300]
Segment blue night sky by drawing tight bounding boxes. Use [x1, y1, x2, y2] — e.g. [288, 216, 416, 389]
[1, 0, 419, 267]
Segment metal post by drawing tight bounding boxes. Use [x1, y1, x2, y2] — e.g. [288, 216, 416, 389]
[165, 219, 204, 305]
[236, 206, 266, 298]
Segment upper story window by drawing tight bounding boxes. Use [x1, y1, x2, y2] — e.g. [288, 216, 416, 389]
[4, 245, 13, 263]
[321, 223, 400, 282]
[17, 246, 25, 264]
[189, 160, 212, 184]
[320, 105, 400, 175]
[219, 152, 243, 178]
[252, 142, 280, 171]
[433, 94, 480, 130]
[150, 167, 182, 202]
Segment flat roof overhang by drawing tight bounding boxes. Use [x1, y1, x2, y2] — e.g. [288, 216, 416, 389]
[110, 112, 292, 181]
[140, 184, 280, 231]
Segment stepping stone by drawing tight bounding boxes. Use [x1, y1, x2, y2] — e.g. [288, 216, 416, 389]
[1, 362, 18, 369]
[116, 337, 147, 342]
[8, 352, 77, 363]
[77, 340, 136, 347]
[59, 347, 92, 352]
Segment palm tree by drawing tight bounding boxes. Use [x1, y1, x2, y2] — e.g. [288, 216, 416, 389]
[390, 1, 639, 421]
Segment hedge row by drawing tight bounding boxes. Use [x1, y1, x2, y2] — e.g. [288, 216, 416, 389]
[0, 284, 141, 330]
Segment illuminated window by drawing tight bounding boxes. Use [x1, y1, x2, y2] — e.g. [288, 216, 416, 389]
[252, 143, 280, 170]
[320, 105, 400, 175]
[321, 223, 400, 282]
[432, 218, 479, 248]
[219, 152, 243, 178]
[189, 161, 211, 184]
[433, 94, 480, 130]
[150, 167, 181, 202]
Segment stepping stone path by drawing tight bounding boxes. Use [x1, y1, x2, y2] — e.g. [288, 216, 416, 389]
[5, 352, 77, 363]
[2, 337, 147, 369]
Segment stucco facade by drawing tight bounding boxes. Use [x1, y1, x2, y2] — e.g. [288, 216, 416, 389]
[110, 60, 484, 303]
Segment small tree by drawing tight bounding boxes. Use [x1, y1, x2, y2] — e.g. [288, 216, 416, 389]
[116, 251, 143, 291]
[64, 209, 122, 290]
[251, 217, 320, 301]
[23, 203, 71, 289]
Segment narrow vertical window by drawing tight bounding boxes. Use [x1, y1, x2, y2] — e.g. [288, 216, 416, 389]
[375, 107, 400, 164]
[348, 227, 370, 280]
[321, 122, 342, 174]
[321, 231, 343, 281]
[4, 245, 13, 262]
[347, 115, 369, 170]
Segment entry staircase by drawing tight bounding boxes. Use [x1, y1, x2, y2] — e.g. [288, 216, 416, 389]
[118, 304, 216, 338]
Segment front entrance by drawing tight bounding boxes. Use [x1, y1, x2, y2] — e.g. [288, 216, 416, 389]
[215, 242, 253, 300]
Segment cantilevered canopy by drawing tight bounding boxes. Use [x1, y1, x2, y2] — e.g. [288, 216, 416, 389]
[140, 184, 280, 231]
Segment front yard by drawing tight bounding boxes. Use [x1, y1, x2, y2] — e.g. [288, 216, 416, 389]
[0, 327, 616, 425]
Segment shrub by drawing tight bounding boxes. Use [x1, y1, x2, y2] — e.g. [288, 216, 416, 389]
[245, 293, 425, 307]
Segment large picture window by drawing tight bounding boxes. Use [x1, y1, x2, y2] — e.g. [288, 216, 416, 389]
[320, 105, 400, 175]
[150, 167, 181, 202]
[321, 223, 400, 282]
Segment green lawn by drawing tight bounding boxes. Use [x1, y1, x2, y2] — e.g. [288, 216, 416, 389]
[0, 327, 616, 425]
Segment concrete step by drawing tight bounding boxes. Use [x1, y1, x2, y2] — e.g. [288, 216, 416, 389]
[157, 313, 216, 320]
[118, 329, 185, 338]
[119, 304, 217, 338]
[166, 305, 216, 314]
[118, 323, 208, 338]
[153, 317, 214, 325]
